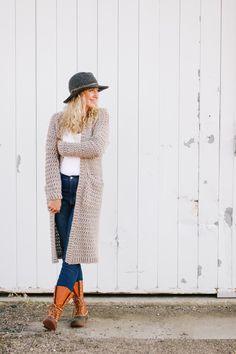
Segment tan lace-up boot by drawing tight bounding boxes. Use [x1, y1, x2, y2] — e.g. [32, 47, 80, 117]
[43, 285, 73, 331]
[70, 280, 89, 327]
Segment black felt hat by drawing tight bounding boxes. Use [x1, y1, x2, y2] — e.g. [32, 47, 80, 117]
[63, 72, 109, 103]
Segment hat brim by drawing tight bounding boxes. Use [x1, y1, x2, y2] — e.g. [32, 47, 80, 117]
[63, 85, 109, 103]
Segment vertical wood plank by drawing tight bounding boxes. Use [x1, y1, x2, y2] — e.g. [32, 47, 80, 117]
[15, 0, 37, 289]
[0, 0, 17, 290]
[97, 0, 118, 292]
[117, 0, 139, 290]
[138, 0, 160, 291]
[218, 0, 236, 291]
[157, 0, 179, 290]
[57, 0, 77, 108]
[77, 0, 99, 290]
[197, 0, 221, 291]
[77, 0, 98, 71]
[178, 0, 200, 290]
[36, 0, 58, 290]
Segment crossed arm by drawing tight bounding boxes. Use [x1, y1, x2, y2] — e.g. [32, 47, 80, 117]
[57, 108, 110, 159]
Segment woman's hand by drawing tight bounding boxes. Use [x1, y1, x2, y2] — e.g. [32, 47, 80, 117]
[48, 199, 61, 214]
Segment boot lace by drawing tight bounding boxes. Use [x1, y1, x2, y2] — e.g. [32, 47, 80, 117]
[73, 297, 88, 317]
[47, 304, 62, 321]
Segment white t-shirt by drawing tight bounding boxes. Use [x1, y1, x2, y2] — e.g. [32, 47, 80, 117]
[60, 131, 81, 176]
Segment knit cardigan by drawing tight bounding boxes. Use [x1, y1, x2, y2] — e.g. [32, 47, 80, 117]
[44, 107, 110, 264]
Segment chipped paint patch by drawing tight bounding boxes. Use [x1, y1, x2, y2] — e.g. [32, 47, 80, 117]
[198, 265, 202, 277]
[204, 180, 207, 184]
[181, 278, 187, 284]
[184, 138, 195, 148]
[193, 200, 199, 214]
[217, 259, 222, 267]
[214, 221, 219, 226]
[207, 134, 214, 143]
[16, 154, 21, 173]
[224, 207, 233, 227]
[234, 135, 236, 156]
[115, 228, 119, 248]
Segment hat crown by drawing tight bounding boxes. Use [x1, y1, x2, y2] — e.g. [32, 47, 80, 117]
[69, 72, 98, 93]
[63, 71, 108, 103]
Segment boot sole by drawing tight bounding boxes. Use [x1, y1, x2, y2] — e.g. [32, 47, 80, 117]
[70, 315, 89, 328]
[43, 318, 57, 331]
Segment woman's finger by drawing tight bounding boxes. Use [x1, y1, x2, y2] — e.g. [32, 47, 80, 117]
[48, 207, 60, 213]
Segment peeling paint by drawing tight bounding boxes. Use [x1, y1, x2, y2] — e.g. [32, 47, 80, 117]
[181, 278, 187, 284]
[224, 207, 233, 227]
[115, 235, 119, 248]
[197, 92, 200, 103]
[197, 92, 200, 120]
[198, 265, 202, 277]
[234, 135, 236, 156]
[207, 134, 214, 143]
[217, 259, 222, 267]
[16, 154, 21, 173]
[184, 138, 194, 148]
[114, 227, 119, 248]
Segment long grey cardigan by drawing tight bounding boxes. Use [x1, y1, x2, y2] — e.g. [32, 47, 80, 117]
[44, 107, 109, 264]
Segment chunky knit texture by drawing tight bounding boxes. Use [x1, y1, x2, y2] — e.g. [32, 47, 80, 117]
[45, 107, 109, 264]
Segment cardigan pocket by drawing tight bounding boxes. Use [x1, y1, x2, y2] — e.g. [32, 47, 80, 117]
[82, 172, 104, 211]
[86, 171, 104, 187]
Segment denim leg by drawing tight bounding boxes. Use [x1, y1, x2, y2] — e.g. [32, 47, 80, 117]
[55, 198, 71, 258]
[55, 174, 83, 290]
[56, 262, 81, 290]
[56, 205, 83, 290]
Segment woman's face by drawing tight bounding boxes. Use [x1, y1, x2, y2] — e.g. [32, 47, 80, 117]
[82, 87, 99, 110]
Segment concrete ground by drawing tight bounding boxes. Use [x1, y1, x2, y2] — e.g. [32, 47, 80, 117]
[1, 294, 236, 353]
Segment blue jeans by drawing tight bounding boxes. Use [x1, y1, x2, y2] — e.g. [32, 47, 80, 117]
[55, 173, 83, 291]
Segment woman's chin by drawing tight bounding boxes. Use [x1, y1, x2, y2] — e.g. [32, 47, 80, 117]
[90, 103, 98, 108]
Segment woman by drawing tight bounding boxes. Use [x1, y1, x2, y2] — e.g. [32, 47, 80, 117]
[43, 72, 109, 331]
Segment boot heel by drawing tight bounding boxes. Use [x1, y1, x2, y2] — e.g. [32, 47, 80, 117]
[71, 280, 89, 328]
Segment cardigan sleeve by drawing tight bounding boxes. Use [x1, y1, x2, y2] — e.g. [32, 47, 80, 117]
[57, 108, 109, 159]
[44, 113, 63, 201]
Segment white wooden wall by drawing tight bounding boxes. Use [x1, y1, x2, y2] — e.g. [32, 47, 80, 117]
[0, 0, 236, 295]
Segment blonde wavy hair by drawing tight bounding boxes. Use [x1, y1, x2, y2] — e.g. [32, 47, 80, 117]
[58, 91, 99, 138]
